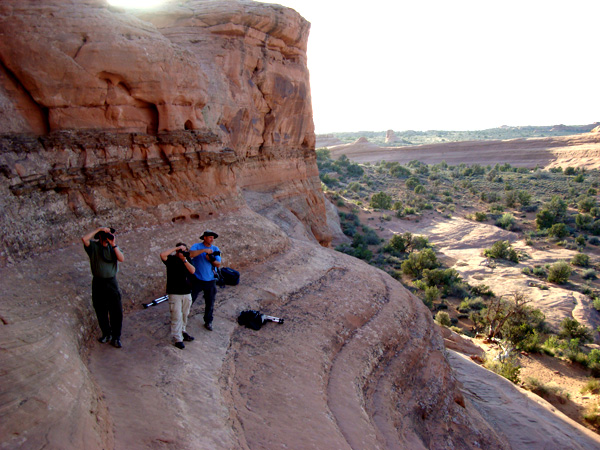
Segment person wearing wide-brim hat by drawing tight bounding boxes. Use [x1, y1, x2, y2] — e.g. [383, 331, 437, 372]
[189, 230, 221, 331]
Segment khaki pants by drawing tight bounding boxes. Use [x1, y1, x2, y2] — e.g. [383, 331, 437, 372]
[168, 293, 192, 343]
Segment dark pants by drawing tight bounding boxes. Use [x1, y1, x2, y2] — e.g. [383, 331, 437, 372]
[92, 277, 123, 339]
[191, 278, 216, 325]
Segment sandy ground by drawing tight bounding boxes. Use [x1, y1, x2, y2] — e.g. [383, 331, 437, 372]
[318, 132, 600, 169]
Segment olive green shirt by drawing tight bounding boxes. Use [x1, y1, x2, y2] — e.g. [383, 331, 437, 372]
[84, 241, 120, 278]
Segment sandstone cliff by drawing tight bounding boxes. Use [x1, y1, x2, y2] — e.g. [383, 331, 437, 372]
[1, 2, 591, 450]
[0, 0, 327, 265]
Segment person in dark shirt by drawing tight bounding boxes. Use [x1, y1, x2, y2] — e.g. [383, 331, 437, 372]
[160, 243, 196, 349]
[82, 226, 125, 348]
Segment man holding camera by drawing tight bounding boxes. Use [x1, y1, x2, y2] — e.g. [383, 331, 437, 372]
[189, 230, 221, 331]
[82, 226, 125, 348]
[160, 243, 196, 349]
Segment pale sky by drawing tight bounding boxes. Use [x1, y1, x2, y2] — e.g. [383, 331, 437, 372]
[109, 0, 599, 133]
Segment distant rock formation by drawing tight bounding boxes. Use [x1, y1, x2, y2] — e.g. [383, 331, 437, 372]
[355, 136, 369, 143]
[385, 129, 397, 143]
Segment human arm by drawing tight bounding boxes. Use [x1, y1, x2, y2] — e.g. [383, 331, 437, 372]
[160, 245, 185, 262]
[189, 247, 212, 258]
[106, 234, 125, 262]
[82, 227, 109, 247]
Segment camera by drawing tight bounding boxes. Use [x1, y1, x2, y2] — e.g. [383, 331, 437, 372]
[94, 227, 116, 241]
[177, 249, 190, 258]
[208, 250, 221, 261]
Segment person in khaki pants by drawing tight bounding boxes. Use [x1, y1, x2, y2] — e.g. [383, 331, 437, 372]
[160, 243, 196, 349]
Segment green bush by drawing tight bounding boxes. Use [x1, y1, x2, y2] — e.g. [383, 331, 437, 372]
[474, 211, 488, 221]
[414, 185, 426, 194]
[571, 253, 590, 267]
[424, 286, 440, 306]
[390, 164, 411, 178]
[559, 318, 593, 343]
[485, 356, 521, 384]
[370, 191, 392, 210]
[401, 248, 439, 278]
[547, 260, 571, 284]
[458, 297, 485, 313]
[435, 311, 452, 327]
[405, 177, 420, 190]
[496, 213, 515, 230]
[548, 223, 568, 239]
[582, 269, 597, 280]
[484, 240, 519, 263]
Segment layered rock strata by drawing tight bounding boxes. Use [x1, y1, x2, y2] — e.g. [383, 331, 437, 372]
[0, 0, 327, 264]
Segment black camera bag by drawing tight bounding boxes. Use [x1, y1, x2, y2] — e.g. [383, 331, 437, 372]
[216, 267, 240, 287]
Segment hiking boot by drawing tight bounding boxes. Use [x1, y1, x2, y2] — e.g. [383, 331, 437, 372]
[174, 341, 185, 350]
[111, 339, 122, 348]
[98, 335, 111, 343]
[182, 332, 195, 342]
[204, 323, 213, 331]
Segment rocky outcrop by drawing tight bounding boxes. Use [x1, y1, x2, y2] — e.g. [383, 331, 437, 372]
[0, 0, 328, 265]
[385, 129, 397, 143]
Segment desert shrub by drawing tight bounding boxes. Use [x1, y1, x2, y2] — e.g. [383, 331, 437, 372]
[421, 268, 462, 295]
[320, 173, 339, 187]
[470, 284, 495, 297]
[571, 253, 590, 267]
[582, 269, 597, 280]
[370, 191, 392, 210]
[591, 237, 600, 246]
[435, 311, 451, 327]
[579, 196, 596, 213]
[547, 260, 571, 284]
[348, 182, 362, 192]
[573, 173, 585, 183]
[401, 248, 439, 278]
[503, 306, 545, 352]
[405, 177, 420, 190]
[485, 356, 521, 384]
[361, 226, 382, 245]
[581, 379, 600, 395]
[576, 214, 594, 230]
[390, 164, 411, 178]
[473, 211, 488, 221]
[583, 403, 600, 428]
[564, 338, 587, 364]
[559, 318, 593, 343]
[505, 190, 518, 207]
[402, 207, 416, 216]
[346, 163, 364, 177]
[458, 297, 485, 313]
[548, 223, 568, 239]
[484, 240, 519, 263]
[414, 184, 426, 194]
[496, 213, 515, 230]
[536, 196, 567, 229]
[532, 266, 547, 278]
[517, 190, 532, 206]
[564, 167, 576, 175]
[542, 335, 560, 356]
[424, 286, 440, 305]
[589, 349, 600, 378]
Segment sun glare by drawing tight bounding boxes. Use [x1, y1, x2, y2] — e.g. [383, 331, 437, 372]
[107, 0, 165, 9]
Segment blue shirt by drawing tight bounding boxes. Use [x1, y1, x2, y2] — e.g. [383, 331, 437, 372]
[190, 243, 221, 281]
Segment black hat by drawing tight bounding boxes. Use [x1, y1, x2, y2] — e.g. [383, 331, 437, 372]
[200, 230, 218, 239]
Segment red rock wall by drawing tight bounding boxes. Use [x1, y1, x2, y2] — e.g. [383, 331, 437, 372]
[0, 0, 329, 264]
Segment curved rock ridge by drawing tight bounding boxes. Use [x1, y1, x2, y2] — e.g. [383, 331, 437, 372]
[0, 208, 508, 449]
[0, 0, 327, 263]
